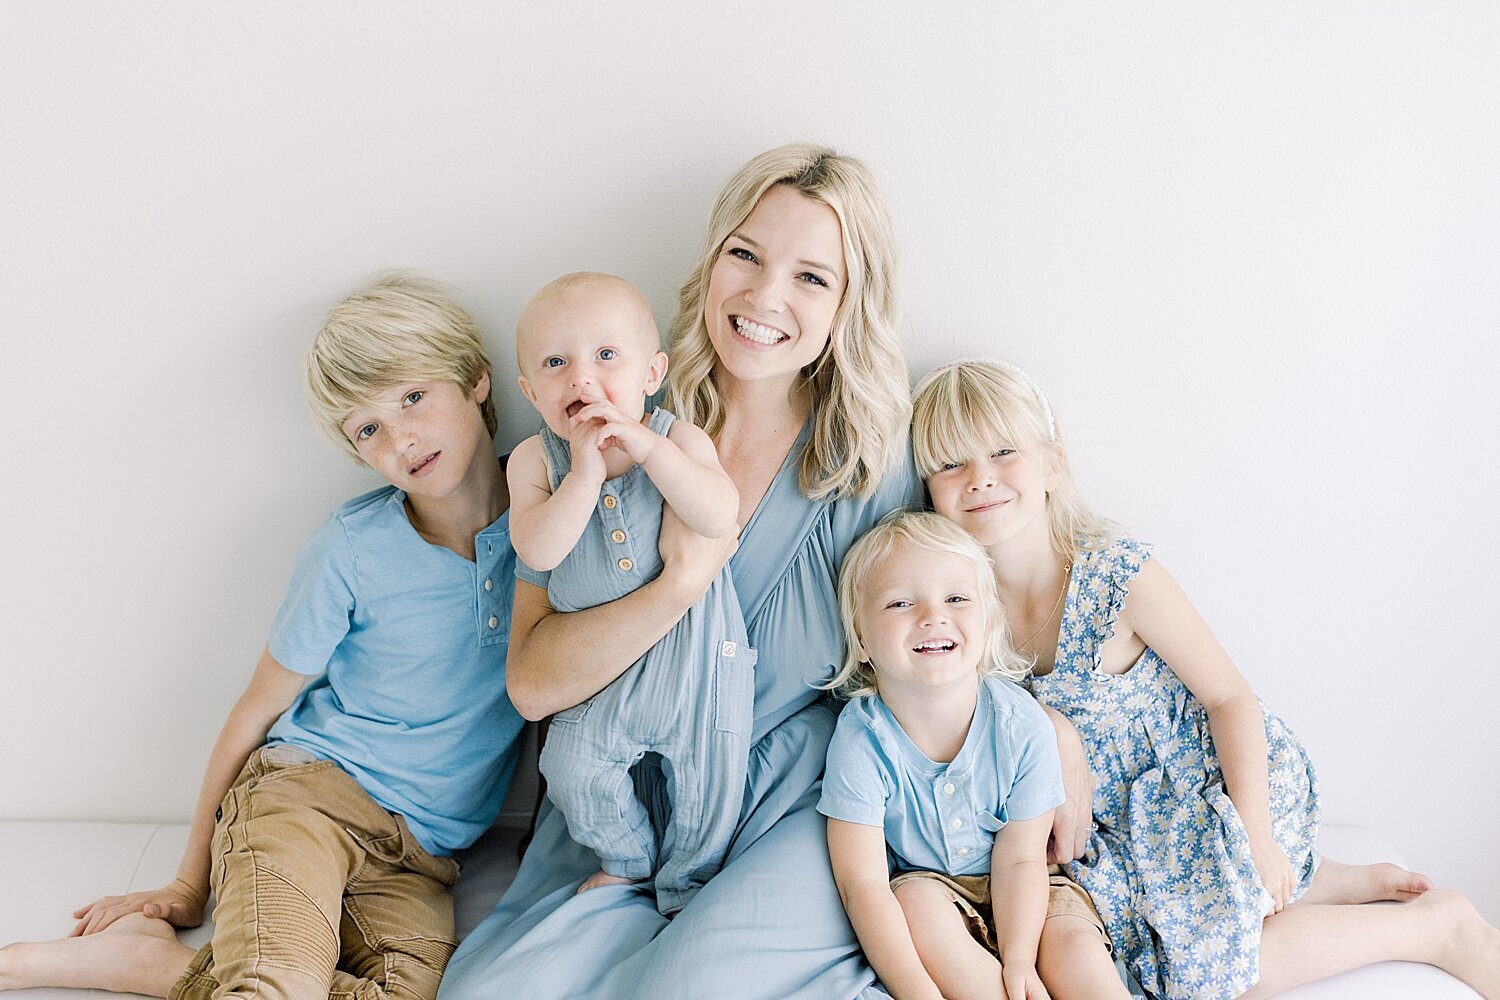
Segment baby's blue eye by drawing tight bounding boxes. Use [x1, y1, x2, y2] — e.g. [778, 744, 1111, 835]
[356, 423, 377, 441]
[993, 448, 1014, 458]
[885, 599, 911, 610]
[598, 348, 618, 361]
[946, 595, 971, 604]
[939, 461, 962, 472]
[404, 390, 424, 405]
[544, 357, 565, 369]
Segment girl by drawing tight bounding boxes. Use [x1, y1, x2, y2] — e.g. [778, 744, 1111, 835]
[820, 511, 1129, 1000]
[911, 359, 1500, 1000]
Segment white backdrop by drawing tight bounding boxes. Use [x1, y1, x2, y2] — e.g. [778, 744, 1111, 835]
[2, 3, 1496, 921]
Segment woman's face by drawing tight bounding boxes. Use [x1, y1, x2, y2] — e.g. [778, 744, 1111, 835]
[703, 184, 847, 391]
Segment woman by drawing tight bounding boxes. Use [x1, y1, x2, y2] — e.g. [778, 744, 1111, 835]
[439, 144, 1085, 999]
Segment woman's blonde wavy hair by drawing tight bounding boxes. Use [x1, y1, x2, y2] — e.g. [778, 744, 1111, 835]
[824, 510, 1030, 699]
[911, 360, 1112, 560]
[665, 143, 910, 501]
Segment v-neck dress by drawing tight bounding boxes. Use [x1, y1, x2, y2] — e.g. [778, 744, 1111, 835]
[438, 422, 922, 1000]
[1027, 536, 1321, 1000]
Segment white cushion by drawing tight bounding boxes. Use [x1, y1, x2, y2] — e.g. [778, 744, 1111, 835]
[0, 822, 1476, 999]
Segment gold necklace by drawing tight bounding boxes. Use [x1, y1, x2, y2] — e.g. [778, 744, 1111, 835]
[1016, 563, 1072, 650]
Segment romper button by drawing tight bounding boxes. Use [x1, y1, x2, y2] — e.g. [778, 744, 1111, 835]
[943, 782, 956, 795]
[611, 529, 626, 543]
[617, 558, 634, 571]
[950, 818, 962, 830]
[603, 495, 618, 509]
[484, 578, 493, 591]
[488, 615, 499, 629]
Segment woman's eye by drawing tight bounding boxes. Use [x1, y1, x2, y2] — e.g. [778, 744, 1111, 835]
[727, 246, 756, 263]
[404, 390, 424, 405]
[798, 272, 829, 288]
[544, 357, 565, 369]
[598, 348, 618, 361]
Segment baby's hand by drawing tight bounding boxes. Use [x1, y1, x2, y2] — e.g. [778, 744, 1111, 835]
[1251, 834, 1295, 914]
[570, 396, 658, 466]
[566, 418, 609, 488]
[71, 878, 206, 936]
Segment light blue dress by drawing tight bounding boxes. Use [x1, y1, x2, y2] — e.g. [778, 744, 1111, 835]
[439, 422, 922, 1000]
[1028, 536, 1320, 1000]
[528, 409, 755, 915]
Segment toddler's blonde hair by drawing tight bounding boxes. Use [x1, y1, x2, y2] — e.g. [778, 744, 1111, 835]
[826, 510, 1029, 699]
[912, 360, 1111, 560]
[665, 143, 909, 501]
[306, 273, 496, 464]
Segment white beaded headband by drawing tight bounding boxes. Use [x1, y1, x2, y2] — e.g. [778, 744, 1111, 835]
[914, 357, 1057, 441]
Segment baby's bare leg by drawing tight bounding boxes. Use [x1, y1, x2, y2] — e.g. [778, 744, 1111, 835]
[1296, 857, 1432, 906]
[1037, 913, 1130, 999]
[0, 912, 194, 996]
[1243, 889, 1500, 999]
[894, 879, 1000, 1000]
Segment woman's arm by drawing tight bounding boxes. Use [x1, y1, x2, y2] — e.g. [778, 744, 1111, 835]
[71, 648, 305, 934]
[505, 505, 737, 721]
[827, 819, 945, 1000]
[1121, 558, 1291, 908]
[1042, 706, 1092, 864]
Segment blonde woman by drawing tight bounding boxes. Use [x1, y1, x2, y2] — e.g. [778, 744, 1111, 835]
[440, 146, 1088, 999]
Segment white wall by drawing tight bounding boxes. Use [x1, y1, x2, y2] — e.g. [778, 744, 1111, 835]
[3, 3, 1495, 920]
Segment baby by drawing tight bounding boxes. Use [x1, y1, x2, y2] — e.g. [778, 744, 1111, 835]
[507, 272, 754, 915]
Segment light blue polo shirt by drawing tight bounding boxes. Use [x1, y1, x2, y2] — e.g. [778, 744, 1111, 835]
[819, 675, 1064, 877]
[265, 484, 524, 857]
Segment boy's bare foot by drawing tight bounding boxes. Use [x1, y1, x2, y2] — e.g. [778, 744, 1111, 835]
[0, 912, 193, 995]
[576, 870, 646, 894]
[1425, 890, 1500, 999]
[1301, 859, 1432, 906]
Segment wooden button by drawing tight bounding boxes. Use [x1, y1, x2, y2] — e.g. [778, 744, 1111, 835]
[611, 529, 626, 543]
[617, 558, 634, 571]
[603, 495, 618, 509]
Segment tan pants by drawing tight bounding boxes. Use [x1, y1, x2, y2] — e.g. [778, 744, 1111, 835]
[888, 866, 1111, 957]
[170, 745, 459, 1000]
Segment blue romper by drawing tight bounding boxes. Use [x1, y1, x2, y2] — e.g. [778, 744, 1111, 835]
[529, 407, 756, 916]
[1029, 536, 1320, 1000]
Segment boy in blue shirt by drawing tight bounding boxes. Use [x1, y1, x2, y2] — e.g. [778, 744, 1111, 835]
[0, 275, 525, 1000]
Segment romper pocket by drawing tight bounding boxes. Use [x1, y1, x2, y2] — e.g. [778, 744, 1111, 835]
[712, 640, 757, 735]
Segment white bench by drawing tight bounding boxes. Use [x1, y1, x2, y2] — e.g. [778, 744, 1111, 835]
[0, 821, 1476, 999]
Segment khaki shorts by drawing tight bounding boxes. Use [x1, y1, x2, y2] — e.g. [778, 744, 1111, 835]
[888, 866, 1110, 956]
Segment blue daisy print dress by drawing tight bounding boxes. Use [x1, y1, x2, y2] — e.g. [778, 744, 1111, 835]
[1028, 537, 1321, 999]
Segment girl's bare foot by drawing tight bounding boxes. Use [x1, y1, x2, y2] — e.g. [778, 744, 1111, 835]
[1425, 889, 1500, 999]
[0, 912, 193, 995]
[576, 870, 646, 894]
[1300, 859, 1432, 905]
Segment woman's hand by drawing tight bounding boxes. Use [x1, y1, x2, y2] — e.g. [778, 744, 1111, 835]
[1043, 706, 1093, 863]
[658, 503, 737, 603]
[71, 878, 207, 936]
[1251, 834, 1295, 914]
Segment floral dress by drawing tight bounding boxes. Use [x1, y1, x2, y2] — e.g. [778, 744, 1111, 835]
[1028, 537, 1320, 1000]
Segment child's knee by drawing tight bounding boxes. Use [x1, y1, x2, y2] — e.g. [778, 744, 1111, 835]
[1039, 913, 1109, 961]
[892, 878, 955, 922]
